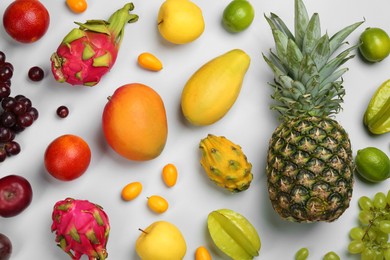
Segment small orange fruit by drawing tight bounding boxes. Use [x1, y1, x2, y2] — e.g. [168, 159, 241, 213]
[44, 134, 91, 181]
[162, 163, 178, 187]
[2, 0, 50, 43]
[147, 195, 169, 214]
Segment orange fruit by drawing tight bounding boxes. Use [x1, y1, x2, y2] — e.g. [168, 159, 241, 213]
[102, 83, 168, 161]
[44, 134, 91, 181]
[2, 0, 50, 43]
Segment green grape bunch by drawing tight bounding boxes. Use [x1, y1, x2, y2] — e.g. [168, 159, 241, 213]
[348, 190, 390, 259]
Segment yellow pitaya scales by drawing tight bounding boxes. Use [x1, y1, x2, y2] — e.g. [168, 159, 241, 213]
[199, 134, 253, 193]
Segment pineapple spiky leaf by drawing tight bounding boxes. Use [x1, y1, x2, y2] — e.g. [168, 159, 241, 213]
[329, 21, 364, 55]
[263, 0, 363, 119]
[302, 14, 321, 55]
[294, 0, 310, 47]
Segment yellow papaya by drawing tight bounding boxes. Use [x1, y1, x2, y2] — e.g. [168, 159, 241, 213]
[181, 49, 250, 126]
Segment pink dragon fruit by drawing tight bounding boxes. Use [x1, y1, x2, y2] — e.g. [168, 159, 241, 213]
[50, 3, 138, 86]
[51, 198, 110, 260]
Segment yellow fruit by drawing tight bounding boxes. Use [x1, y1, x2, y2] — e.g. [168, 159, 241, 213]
[199, 134, 253, 192]
[136, 221, 187, 260]
[157, 0, 205, 44]
[181, 49, 250, 126]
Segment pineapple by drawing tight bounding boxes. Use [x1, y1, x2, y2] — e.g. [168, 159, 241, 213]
[263, 0, 363, 222]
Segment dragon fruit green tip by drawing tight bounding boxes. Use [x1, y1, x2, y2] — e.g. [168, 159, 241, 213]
[51, 3, 138, 86]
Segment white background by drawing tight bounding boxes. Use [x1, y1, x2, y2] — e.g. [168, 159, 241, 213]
[1, 0, 390, 259]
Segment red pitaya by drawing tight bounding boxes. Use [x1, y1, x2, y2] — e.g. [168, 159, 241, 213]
[51, 198, 110, 260]
[51, 3, 138, 86]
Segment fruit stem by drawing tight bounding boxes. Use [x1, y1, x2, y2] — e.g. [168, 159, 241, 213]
[107, 3, 139, 45]
[138, 228, 148, 234]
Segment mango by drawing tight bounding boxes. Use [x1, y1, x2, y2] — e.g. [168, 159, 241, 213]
[181, 49, 250, 126]
[102, 83, 168, 161]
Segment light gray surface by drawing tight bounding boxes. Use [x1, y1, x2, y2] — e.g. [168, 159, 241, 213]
[1, 0, 389, 259]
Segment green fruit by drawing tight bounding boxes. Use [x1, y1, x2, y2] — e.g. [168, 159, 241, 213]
[207, 209, 260, 259]
[363, 79, 390, 135]
[359, 27, 390, 62]
[355, 147, 390, 182]
[323, 251, 340, 260]
[222, 0, 255, 33]
[295, 247, 309, 260]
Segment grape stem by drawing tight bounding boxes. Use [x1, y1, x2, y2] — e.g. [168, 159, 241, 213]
[361, 206, 390, 251]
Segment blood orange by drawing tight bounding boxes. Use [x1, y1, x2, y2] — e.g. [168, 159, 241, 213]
[44, 134, 91, 181]
[3, 0, 50, 43]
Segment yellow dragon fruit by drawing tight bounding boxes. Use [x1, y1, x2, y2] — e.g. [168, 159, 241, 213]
[50, 3, 138, 86]
[51, 198, 110, 260]
[199, 134, 253, 193]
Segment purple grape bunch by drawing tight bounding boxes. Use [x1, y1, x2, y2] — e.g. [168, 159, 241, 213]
[0, 51, 39, 162]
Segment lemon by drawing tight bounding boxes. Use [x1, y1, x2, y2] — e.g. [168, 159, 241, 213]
[355, 147, 390, 182]
[222, 0, 255, 33]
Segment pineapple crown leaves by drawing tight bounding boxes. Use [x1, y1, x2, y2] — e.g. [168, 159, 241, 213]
[263, 0, 363, 119]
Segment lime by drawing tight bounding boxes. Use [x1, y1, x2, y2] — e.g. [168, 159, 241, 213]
[222, 0, 255, 33]
[363, 79, 390, 134]
[359, 27, 390, 62]
[355, 147, 390, 182]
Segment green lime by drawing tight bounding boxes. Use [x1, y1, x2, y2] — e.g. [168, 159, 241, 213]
[222, 0, 255, 33]
[355, 147, 390, 182]
[359, 27, 390, 62]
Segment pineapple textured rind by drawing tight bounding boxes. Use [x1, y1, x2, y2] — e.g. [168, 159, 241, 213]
[266, 117, 354, 222]
[200, 134, 253, 193]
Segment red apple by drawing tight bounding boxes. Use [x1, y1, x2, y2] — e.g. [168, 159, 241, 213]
[0, 233, 12, 260]
[0, 175, 33, 217]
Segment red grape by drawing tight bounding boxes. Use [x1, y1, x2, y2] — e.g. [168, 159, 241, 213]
[26, 107, 39, 121]
[4, 141, 20, 156]
[1, 97, 16, 111]
[28, 66, 44, 81]
[0, 111, 16, 128]
[17, 113, 33, 127]
[56, 105, 69, 118]
[0, 51, 39, 163]
[0, 66, 13, 82]
[0, 127, 12, 142]
[0, 51, 5, 66]
[12, 101, 27, 116]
